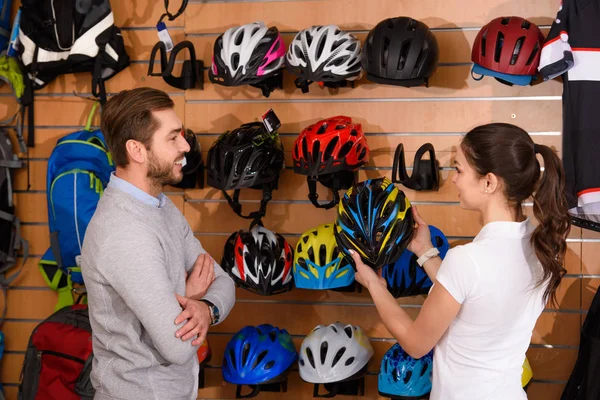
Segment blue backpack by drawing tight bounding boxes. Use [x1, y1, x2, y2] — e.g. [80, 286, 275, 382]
[39, 112, 115, 310]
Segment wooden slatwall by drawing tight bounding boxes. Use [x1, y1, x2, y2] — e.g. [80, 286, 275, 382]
[1, 0, 598, 399]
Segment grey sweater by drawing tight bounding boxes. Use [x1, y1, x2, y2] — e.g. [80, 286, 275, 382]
[81, 183, 235, 400]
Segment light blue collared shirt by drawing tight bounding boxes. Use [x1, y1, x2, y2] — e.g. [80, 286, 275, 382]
[107, 172, 167, 208]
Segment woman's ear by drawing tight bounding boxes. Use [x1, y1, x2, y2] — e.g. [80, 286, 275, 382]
[483, 172, 501, 194]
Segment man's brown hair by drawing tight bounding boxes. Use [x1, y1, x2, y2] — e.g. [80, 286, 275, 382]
[101, 87, 174, 167]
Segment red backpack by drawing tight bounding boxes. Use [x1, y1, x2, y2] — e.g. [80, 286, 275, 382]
[18, 305, 95, 400]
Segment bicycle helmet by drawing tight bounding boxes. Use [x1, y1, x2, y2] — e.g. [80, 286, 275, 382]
[378, 343, 433, 399]
[382, 225, 449, 298]
[293, 116, 369, 209]
[197, 338, 211, 364]
[335, 177, 414, 270]
[286, 25, 362, 93]
[299, 322, 374, 384]
[172, 128, 204, 189]
[222, 324, 298, 385]
[522, 356, 533, 389]
[221, 225, 294, 296]
[207, 122, 284, 223]
[293, 223, 355, 290]
[471, 17, 545, 86]
[209, 21, 285, 97]
[362, 17, 439, 87]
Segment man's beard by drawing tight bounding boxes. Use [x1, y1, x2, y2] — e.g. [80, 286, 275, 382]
[147, 150, 183, 188]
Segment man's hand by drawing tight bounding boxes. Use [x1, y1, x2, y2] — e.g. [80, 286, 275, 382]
[174, 294, 211, 347]
[186, 253, 216, 300]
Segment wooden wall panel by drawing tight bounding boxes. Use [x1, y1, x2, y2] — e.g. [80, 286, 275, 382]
[0, 0, 591, 399]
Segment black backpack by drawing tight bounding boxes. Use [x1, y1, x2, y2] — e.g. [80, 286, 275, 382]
[0, 127, 28, 326]
[17, 0, 130, 104]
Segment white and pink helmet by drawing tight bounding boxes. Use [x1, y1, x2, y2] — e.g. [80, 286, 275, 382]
[209, 21, 285, 97]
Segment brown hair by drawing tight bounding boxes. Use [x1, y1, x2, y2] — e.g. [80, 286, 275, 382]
[100, 87, 174, 167]
[461, 123, 571, 307]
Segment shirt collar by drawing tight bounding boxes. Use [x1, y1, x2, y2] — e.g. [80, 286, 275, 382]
[108, 172, 167, 208]
[473, 217, 534, 242]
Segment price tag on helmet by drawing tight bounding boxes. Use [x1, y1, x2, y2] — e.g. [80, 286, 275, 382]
[156, 22, 174, 52]
[261, 109, 281, 133]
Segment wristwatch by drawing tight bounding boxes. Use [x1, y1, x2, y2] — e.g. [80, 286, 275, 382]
[200, 300, 220, 326]
[416, 247, 440, 267]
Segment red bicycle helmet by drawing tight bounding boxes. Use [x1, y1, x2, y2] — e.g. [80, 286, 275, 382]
[293, 116, 369, 176]
[472, 16, 544, 76]
[293, 116, 369, 209]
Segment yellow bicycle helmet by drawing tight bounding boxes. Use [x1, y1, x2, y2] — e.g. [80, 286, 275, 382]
[522, 356, 533, 390]
[293, 223, 355, 289]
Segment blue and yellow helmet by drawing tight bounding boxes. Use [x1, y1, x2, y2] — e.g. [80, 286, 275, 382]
[334, 177, 414, 269]
[293, 223, 355, 290]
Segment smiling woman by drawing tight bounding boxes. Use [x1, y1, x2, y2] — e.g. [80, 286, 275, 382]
[351, 123, 571, 400]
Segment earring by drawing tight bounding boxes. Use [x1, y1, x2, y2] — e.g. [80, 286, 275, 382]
[485, 189, 488, 193]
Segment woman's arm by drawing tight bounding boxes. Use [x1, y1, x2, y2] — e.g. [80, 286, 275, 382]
[350, 250, 461, 359]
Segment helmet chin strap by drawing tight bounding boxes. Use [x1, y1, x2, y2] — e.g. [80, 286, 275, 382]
[222, 185, 273, 229]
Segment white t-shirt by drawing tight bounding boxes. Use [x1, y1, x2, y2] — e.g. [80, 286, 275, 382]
[431, 218, 546, 400]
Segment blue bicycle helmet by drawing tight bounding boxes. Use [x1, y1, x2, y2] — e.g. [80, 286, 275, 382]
[293, 223, 355, 290]
[222, 324, 298, 385]
[378, 343, 433, 399]
[334, 177, 414, 269]
[382, 225, 449, 298]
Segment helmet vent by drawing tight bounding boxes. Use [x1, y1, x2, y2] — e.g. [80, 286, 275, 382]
[305, 31, 314, 47]
[303, 235, 310, 244]
[525, 42, 540, 66]
[331, 347, 346, 368]
[229, 349, 236, 366]
[338, 142, 354, 159]
[521, 20, 531, 30]
[382, 37, 390, 68]
[344, 356, 355, 366]
[501, 17, 510, 25]
[264, 360, 275, 370]
[403, 370, 413, 384]
[319, 244, 327, 266]
[481, 30, 487, 57]
[317, 124, 328, 135]
[302, 138, 309, 161]
[316, 34, 328, 59]
[386, 19, 395, 29]
[332, 246, 340, 260]
[408, 19, 418, 31]
[320, 341, 328, 364]
[494, 32, 504, 63]
[306, 348, 316, 369]
[330, 325, 338, 333]
[392, 368, 399, 381]
[242, 342, 251, 366]
[234, 30, 244, 46]
[254, 350, 268, 368]
[511, 37, 525, 65]
[344, 326, 353, 338]
[324, 137, 339, 160]
[300, 358, 305, 366]
[268, 330, 277, 342]
[349, 129, 358, 136]
[231, 53, 240, 71]
[312, 141, 321, 163]
[307, 246, 316, 263]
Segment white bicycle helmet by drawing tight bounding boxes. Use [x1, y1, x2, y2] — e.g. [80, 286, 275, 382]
[209, 21, 285, 97]
[299, 322, 374, 384]
[285, 25, 362, 93]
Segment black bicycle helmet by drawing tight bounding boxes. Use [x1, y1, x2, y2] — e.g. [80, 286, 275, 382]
[362, 17, 439, 87]
[221, 225, 294, 296]
[207, 122, 284, 223]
